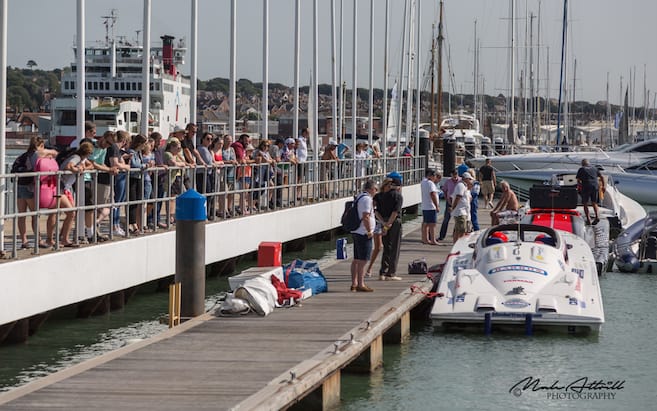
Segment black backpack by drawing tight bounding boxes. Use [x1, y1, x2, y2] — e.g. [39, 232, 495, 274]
[341, 194, 364, 232]
[11, 151, 33, 185]
[56, 147, 77, 166]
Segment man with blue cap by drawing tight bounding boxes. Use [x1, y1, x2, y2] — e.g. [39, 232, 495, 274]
[376, 171, 404, 280]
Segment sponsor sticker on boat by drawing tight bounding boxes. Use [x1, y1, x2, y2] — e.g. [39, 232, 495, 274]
[502, 298, 531, 309]
[571, 268, 585, 279]
[488, 265, 548, 276]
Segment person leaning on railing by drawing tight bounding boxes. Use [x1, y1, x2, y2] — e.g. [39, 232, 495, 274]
[149, 132, 169, 229]
[127, 134, 150, 234]
[164, 137, 188, 224]
[209, 136, 225, 218]
[196, 132, 217, 220]
[15, 136, 58, 249]
[320, 140, 338, 199]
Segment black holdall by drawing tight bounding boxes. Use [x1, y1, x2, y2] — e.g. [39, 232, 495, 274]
[408, 258, 428, 275]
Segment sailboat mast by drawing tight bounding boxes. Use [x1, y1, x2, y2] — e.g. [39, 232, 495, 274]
[330, 0, 338, 144]
[606, 71, 610, 148]
[572, 58, 576, 143]
[293, 0, 300, 141]
[383, 0, 390, 157]
[508, 0, 516, 145]
[414, 0, 422, 153]
[556, 0, 567, 146]
[396, 0, 408, 148]
[351, 0, 357, 156]
[473, 20, 477, 119]
[368, 0, 374, 146]
[437, 0, 444, 142]
[404, 0, 415, 149]
[430, 23, 435, 137]
[529, 12, 534, 144]
[644, 64, 648, 137]
[535, 1, 541, 143]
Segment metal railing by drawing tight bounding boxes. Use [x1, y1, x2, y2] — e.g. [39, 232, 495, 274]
[1, 155, 426, 260]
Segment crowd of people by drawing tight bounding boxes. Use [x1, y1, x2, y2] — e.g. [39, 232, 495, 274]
[13, 122, 524, 266]
[14, 123, 374, 249]
[347, 157, 524, 292]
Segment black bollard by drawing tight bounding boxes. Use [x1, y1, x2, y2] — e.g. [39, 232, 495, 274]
[175, 189, 207, 318]
[442, 136, 456, 175]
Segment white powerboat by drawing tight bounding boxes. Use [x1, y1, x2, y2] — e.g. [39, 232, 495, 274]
[430, 224, 605, 333]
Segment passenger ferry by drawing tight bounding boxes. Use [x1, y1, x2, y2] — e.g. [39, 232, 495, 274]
[50, 15, 191, 147]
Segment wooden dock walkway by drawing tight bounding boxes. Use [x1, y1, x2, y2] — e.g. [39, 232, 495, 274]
[0, 208, 493, 411]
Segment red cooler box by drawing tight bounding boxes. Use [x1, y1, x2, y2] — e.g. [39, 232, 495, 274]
[258, 241, 282, 267]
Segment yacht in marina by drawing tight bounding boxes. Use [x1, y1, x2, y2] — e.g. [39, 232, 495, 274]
[467, 138, 657, 173]
[50, 18, 191, 147]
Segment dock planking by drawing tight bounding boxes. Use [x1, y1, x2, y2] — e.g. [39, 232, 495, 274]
[0, 207, 494, 410]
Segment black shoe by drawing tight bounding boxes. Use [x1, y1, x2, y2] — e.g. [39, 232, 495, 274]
[592, 217, 600, 225]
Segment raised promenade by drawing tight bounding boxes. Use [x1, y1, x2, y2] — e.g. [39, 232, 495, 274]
[0, 160, 425, 339]
[0, 209, 492, 410]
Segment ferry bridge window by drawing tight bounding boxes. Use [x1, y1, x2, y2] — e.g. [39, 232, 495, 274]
[60, 110, 76, 126]
[87, 81, 92, 90]
[99, 82, 104, 90]
[105, 82, 110, 90]
[120, 83, 125, 91]
[70, 81, 75, 90]
[93, 82, 98, 90]
[115, 83, 119, 91]
[123, 112, 139, 123]
[92, 114, 116, 123]
[138, 83, 142, 91]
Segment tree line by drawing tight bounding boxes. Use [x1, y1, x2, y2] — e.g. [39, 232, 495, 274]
[7, 67, 642, 122]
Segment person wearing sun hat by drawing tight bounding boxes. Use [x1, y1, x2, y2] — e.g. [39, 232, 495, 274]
[451, 171, 474, 242]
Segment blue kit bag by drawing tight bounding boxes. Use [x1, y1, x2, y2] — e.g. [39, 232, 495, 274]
[284, 259, 328, 295]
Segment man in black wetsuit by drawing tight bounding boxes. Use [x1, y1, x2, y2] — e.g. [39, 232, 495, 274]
[576, 159, 605, 225]
[377, 172, 404, 281]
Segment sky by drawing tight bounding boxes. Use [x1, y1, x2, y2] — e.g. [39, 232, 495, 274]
[5, 0, 657, 106]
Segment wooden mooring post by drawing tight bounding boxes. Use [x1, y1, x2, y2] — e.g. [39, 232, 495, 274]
[168, 282, 181, 328]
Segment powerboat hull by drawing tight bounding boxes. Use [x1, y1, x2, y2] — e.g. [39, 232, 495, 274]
[430, 224, 605, 334]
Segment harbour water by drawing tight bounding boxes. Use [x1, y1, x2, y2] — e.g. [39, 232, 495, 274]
[339, 272, 657, 410]
[1, 214, 656, 410]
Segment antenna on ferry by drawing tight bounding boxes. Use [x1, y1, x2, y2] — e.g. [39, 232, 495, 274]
[102, 9, 118, 46]
[135, 30, 141, 46]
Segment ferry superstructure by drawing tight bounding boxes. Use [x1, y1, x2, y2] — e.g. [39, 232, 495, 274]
[51, 30, 191, 146]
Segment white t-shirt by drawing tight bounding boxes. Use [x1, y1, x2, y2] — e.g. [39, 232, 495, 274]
[354, 150, 368, 177]
[352, 193, 375, 235]
[296, 137, 308, 162]
[451, 181, 471, 218]
[421, 178, 439, 211]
